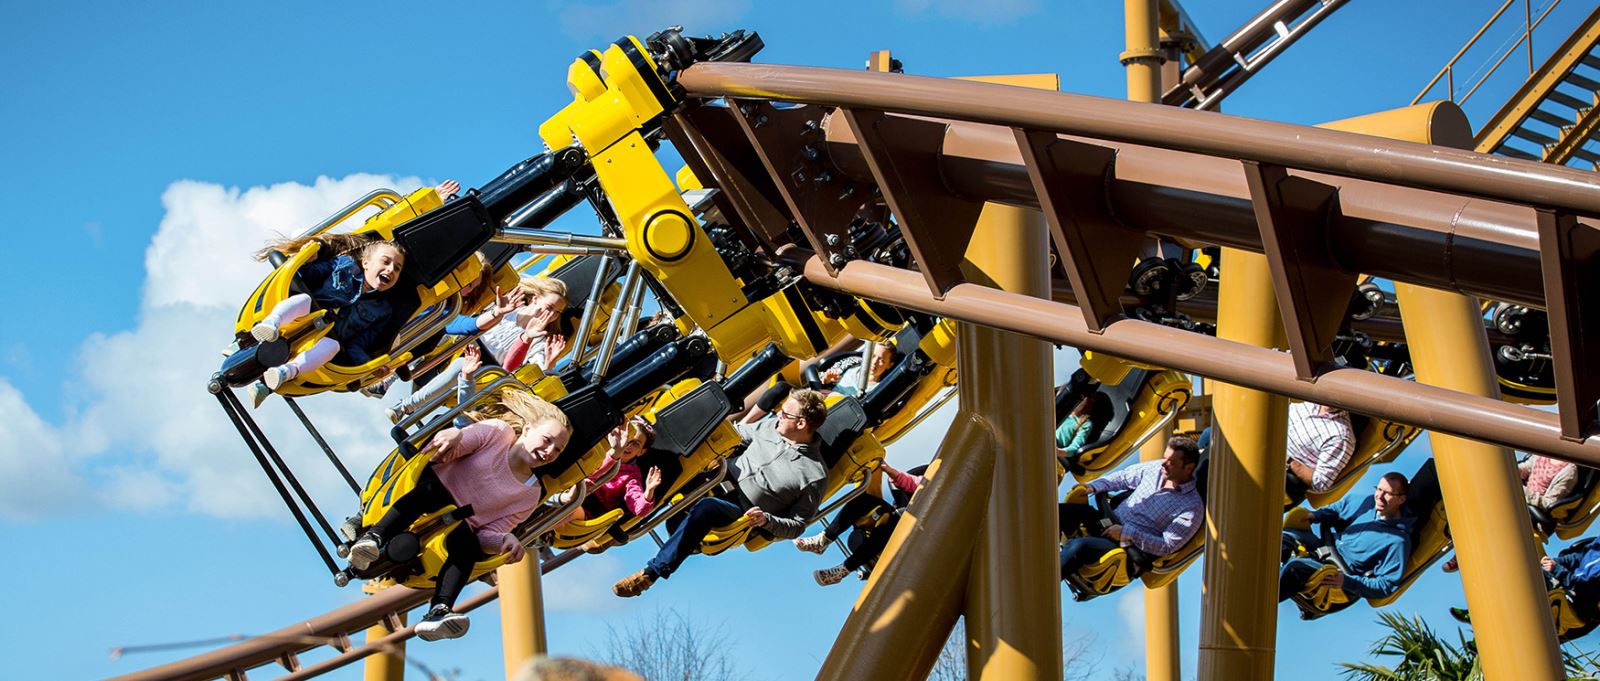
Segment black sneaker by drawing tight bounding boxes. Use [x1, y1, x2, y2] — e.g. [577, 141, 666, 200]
[415, 604, 470, 641]
[1449, 606, 1471, 624]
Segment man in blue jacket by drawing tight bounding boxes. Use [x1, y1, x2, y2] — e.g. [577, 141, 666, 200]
[1279, 471, 1415, 602]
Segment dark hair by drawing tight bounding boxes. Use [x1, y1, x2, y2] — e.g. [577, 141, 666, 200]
[1381, 471, 1409, 496]
[1166, 435, 1201, 467]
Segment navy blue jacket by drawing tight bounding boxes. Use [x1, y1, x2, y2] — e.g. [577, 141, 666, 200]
[299, 254, 395, 365]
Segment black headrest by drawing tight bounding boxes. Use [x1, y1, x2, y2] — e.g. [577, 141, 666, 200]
[550, 255, 622, 309]
[392, 195, 497, 288]
[816, 397, 869, 468]
[650, 382, 734, 458]
[546, 384, 623, 474]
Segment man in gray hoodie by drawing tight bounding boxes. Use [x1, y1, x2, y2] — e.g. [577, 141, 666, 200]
[613, 389, 829, 597]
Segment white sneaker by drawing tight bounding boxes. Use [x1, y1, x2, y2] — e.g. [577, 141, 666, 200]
[385, 407, 403, 425]
[251, 318, 281, 343]
[263, 364, 298, 390]
[793, 534, 830, 555]
[247, 381, 272, 409]
[348, 533, 381, 571]
[221, 339, 241, 358]
[815, 565, 850, 586]
[415, 604, 470, 641]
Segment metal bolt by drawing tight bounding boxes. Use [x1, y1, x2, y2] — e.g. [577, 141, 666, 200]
[803, 145, 820, 160]
[755, 114, 769, 127]
[829, 254, 847, 268]
[815, 171, 831, 183]
[825, 234, 841, 246]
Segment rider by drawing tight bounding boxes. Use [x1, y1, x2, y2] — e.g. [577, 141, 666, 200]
[1058, 436, 1202, 578]
[1279, 471, 1413, 604]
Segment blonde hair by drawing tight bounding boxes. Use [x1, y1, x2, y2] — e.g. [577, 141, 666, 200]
[254, 231, 405, 264]
[467, 389, 571, 437]
[519, 275, 569, 304]
[788, 388, 829, 425]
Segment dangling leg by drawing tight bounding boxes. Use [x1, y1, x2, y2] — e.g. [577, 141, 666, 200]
[252, 293, 314, 342]
[263, 337, 340, 394]
[349, 467, 453, 570]
[417, 522, 483, 641]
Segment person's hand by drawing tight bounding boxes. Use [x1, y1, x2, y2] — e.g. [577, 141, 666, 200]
[546, 333, 569, 361]
[605, 423, 627, 451]
[1103, 524, 1124, 542]
[460, 344, 483, 376]
[491, 287, 525, 318]
[499, 534, 526, 564]
[526, 305, 558, 335]
[429, 427, 463, 457]
[744, 506, 769, 527]
[821, 368, 843, 385]
[1321, 570, 1346, 590]
[1542, 556, 1557, 572]
[436, 179, 460, 199]
[645, 466, 663, 497]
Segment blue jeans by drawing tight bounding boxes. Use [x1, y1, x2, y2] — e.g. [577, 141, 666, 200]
[1060, 536, 1120, 577]
[647, 497, 744, 579]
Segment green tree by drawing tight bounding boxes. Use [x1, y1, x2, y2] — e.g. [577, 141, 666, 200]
[1341, 611, 1600, 681]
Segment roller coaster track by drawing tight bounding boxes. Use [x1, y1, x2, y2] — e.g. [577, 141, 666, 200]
[118, 52, 1600, 681]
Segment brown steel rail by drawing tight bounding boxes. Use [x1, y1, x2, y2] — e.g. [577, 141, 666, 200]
[677, 61, 1600, 442]
[782, 248, 1600, 466]
[111, 550, 582, 681]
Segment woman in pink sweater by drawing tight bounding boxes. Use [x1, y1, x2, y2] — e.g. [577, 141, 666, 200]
[347, 390, 571, 641]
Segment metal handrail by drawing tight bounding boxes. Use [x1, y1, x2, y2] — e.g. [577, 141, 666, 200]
[1411, 0, 1565, 105]
[296, 189, 404, 239]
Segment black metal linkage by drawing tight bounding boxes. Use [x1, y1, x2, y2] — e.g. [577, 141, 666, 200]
[216, 389, 339, 574]
[283, 397, 361, 494]
[233, 394, 344, 550]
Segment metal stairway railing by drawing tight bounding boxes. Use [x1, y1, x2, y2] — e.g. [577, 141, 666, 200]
[1414, 1, 1600, 169]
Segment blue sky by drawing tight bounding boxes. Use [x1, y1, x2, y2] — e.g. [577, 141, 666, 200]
[4, 1, 1596, 680]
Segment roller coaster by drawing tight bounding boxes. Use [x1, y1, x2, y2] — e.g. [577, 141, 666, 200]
[113, 1, 1600, 679]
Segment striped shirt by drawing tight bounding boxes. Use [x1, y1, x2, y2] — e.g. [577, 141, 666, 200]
[1286, 401, 1355, 493]
[1086, 460, 1202, 556]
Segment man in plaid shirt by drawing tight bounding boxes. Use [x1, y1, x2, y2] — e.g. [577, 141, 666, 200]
[1059, 436, 1203, 577]
[1285, 400, 1356, 504]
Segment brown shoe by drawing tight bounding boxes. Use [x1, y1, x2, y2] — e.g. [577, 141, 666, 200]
[613, 569, 657, 598]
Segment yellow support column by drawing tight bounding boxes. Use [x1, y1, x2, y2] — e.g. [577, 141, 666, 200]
[1129, 5, 1181, 680]
[362, 614, 405, 681]
[1197, 249, 1288, 681]
[499, 554, 547, 678]
[1394, 284, 1562, 680]
[1141, 425, 1182, 681]
[961, 202, 1060, 680]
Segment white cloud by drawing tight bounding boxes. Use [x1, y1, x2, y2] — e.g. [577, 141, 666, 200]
[0, 380, 87, 520]
[894, 0, 1042, 26]
[555, 0, 752, 43]
[0, 174, 431, 521]
[1114, 587, 1146, 658]
[544, 553, 630, 613]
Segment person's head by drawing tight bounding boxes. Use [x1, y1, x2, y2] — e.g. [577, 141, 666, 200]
[519, 276, 569, 329]
[868, 342, 896, 380]
[1375, 472, 1409, 518]
[1162, 435, 1201, 484]
[475, 390, 572, 468]
[614, 417, 655, 463]
[777, 388, 828, 442]
[1070, 391, 1105, 418]
[460, 251, 494, 300]
[357, 239, 406, 292]
[512, 656, 643, 681]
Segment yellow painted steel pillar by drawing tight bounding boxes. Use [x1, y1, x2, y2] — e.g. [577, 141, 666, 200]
[1394, 284, 1562, 680]
[1122, 0, 1164, 104]
[499, 554, 547, 678]
[1197, 249, 1288, 681]
[1130, 7, 1181, 681]
[1141, 425, 1182, 681]
[362, 613, 405, 681]
[961, 203, 1060, 680]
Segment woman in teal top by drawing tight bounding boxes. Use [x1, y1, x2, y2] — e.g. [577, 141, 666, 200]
[1056, 393, 1104, 459]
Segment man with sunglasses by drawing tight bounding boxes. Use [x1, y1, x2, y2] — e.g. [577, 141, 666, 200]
[614, 389, 830, 597]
